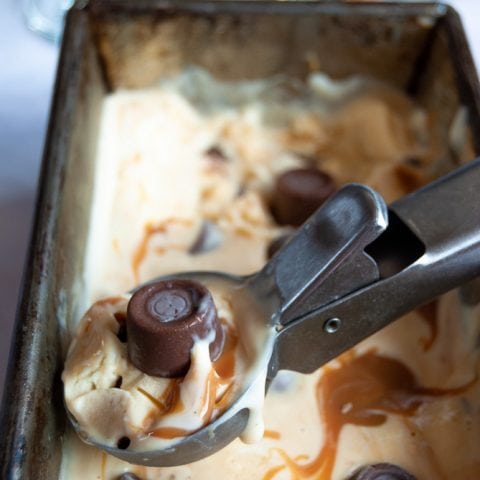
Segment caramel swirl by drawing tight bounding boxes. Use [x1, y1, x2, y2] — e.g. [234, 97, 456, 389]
[417, 301, 438, 352]
[264, 351, 476, 480]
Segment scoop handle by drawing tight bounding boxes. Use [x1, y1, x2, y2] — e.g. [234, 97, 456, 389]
[246, 183, 388, 324]
[274, 157, 480, 374]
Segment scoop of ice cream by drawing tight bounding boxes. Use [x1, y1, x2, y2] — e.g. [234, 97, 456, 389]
[62, 284, 250, 451]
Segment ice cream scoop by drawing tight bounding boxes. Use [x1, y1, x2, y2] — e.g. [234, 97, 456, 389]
[67, 157, 480, 467]
[347, 463, 416, 480]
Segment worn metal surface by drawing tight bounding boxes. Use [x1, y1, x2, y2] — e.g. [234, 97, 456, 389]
[248, 185, 388, 324]
[0, 5, 104, 480]
[1, 1, 480, 479]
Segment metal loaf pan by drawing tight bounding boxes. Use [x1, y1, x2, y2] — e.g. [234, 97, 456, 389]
[1, 1, 480, 479]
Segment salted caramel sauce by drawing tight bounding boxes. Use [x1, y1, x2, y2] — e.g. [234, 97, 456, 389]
[138, 379, 182, 418]
[263, 350, 476, 480]
[201, 369, 218, 424]
[149, 325, 238, 440]
[150, 371, 225, 439]
[151, 426, 191, 439]
[264, 430, 281, 440]
[206, 384, 237, 427]
[132, 218, 194, 281]
[113, 311, 127, 324]
[214, 322, 239, 380]
[150, 370, 233, 440]
[100, 452, 107, 480]
[96, 296, 125, 308]
[149, 370, 217, 439]
[417, 301, 438, 351]
[394, 163, 430, 194]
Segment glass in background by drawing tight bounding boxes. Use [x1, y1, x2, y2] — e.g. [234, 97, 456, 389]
[22, 0, 74, 42]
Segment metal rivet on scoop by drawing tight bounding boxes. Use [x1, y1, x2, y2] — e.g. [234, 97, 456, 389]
[126, 279, 225, 378]
[324, 317, 341, 333]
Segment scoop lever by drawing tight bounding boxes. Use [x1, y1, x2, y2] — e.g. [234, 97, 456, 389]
[245, 183, 388, 326]
[274, 157, 480, 375]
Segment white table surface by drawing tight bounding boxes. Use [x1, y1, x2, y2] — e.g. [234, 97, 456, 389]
[0, 0, 479, 399]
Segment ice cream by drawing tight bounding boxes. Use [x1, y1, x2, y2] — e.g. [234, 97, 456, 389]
[60, 69, 480, 479]
[63, 276, 275, 452]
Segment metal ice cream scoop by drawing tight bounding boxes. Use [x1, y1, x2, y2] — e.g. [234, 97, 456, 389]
[69, 157, 480, 467]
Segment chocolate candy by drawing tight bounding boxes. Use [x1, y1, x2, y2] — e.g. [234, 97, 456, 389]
[204, 145, 228, 162]
[270, 168, 336, 226]
[114, 312, 128, 343]
[127, 279, 225, 377]
[347, 463, 417, 480]
[116, 436, 131, 450]
[117, 473, 142, 480]
[189, 220, 223, 255]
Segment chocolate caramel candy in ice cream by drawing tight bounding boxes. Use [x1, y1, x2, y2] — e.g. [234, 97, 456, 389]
[347, 463, 416, 480]
[271, 168, 336, 226]
[127, 279, 225, 377]
[117, 473, 142, 480]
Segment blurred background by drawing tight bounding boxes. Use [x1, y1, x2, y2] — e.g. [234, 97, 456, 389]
[0, 0, 479, 398]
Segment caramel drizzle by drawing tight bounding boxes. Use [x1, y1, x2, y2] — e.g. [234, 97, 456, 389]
[264, 430, 281, 440]
[150, 426, 190, 439]
[263, 464, 288, 480]
[209, 322, 239, 415]
[131, 218, 193, 281]
[95, 296, 125, 307]
[85, 298, 127, 334]
[395, 163, 430, 194]
[263, 350, 476, 480]
[150, 370, 220, 439]
[137, 379, 182, 419]
[150, 325, 238, 440]
[417, 300, 438, 351]
[193, 368, 217, 427]
[100, 452, 107, 480]
[214, 382, 236, 413]
[213, 322, 238, 381]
